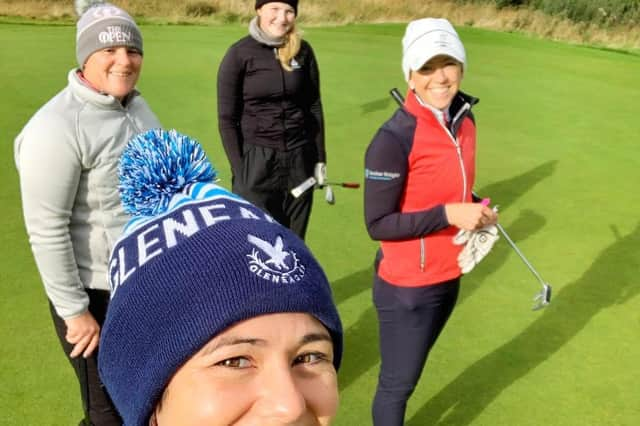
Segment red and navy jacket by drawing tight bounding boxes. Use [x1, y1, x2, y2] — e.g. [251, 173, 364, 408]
[364, 89, 479, 286]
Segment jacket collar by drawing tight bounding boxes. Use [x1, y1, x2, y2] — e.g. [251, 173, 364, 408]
[404, 88, 478, 129]
[68, 69, 140, 110]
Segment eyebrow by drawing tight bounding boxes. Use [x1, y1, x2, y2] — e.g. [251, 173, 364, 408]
[300, 332, 333, 345]
[200, 332, 332, 356]
[201, 338, 267, 356]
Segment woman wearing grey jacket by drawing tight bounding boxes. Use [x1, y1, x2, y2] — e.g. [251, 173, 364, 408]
[14, 1, 160, 424]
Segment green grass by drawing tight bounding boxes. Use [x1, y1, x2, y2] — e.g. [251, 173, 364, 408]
[2, 22, 640, 425]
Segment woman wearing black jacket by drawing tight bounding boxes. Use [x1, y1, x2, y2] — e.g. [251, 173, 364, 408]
[217, 0, 326, 240]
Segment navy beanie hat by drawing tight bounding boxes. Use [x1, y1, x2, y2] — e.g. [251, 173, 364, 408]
[98, 129, 342, 426]
[255, 0, 298, 15]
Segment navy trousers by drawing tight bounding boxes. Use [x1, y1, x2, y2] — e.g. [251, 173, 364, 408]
[372, 274, 460, 426]
[50, 289, 121, 426]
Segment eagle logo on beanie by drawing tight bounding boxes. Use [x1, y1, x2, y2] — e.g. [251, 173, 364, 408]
[247, 234, 306, 283]
[248, 235, 290, 269]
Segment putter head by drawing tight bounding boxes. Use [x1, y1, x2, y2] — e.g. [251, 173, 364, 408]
[324, 185, 335, 205]
[532, 283, 552, 311]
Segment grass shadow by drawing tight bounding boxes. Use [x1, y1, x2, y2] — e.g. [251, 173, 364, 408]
[407, 223, 640, 425]
[330, 267, 380, 391]
[476, 160, 557, 211]
[331, 265, 374, 305]
[339, 304, 378, 391]
[360, 97, 392, 114]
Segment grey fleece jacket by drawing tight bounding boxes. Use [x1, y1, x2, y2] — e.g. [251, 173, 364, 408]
[15, 69, 161, 319]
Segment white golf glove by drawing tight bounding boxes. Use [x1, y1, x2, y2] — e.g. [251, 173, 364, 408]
[314, 162, 327, 187]
[454, 225, 499, 274]
[453, 228, 473, 245]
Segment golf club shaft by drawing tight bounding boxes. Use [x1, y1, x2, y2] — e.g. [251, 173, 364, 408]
[325, 182, 360, 188]
[495, 223, 547, 286]
[390, 88, 405, 107]
[291, 177, 360, 198]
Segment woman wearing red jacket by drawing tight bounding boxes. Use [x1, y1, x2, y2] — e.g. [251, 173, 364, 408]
[364, 18, 498, 425]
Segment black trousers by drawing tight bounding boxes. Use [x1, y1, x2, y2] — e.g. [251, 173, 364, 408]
[50, 290, 121, 426]
[232, 143, 315, 240]
[372, 274, 460, 426]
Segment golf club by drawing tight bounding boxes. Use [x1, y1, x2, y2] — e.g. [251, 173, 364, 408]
[290, 176, 360, 199]
[326, 181, 360, 188]
[390, 88, 405, 108]
[390, 87, 551, 310]
[497, 221, 552, 310]
[475, 199, 552, 311]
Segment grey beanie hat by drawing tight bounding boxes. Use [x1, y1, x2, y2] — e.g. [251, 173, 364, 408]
[75, 1, 143, 68]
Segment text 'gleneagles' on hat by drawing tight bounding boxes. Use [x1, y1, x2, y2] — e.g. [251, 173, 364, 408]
[255, 0, 298, 15]
[97, 128, 343, 426]
[75, 0, 143, 68]
[401, 17, 466, 82]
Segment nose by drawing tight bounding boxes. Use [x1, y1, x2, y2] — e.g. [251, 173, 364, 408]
[113, 47, 132, 64]
[433, 66, 448, 82]
[256, 365, 307, 422]
[276, 8, 292, 23]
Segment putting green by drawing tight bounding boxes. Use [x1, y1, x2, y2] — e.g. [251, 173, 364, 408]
[1, 22, 639, 425]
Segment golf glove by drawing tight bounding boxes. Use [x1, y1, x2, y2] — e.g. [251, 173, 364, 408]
[314, 162, 327, 187]
[453, 228, 473, 245]
[455, 225, 499, 274]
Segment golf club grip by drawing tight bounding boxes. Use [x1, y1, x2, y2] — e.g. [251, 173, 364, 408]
[390, 88, 405, 107]
[340, 182, 360, 188]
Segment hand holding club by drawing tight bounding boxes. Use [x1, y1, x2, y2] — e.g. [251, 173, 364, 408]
[314, 162, 327, 187]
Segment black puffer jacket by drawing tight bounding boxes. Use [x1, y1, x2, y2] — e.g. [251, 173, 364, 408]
[217, 35, 325, 172]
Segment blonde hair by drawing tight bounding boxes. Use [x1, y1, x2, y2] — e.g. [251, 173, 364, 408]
[278, 25, 302, 71]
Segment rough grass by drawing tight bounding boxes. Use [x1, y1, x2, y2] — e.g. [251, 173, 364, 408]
[494, 0, 640, 26]
[0, 0, 639, 51]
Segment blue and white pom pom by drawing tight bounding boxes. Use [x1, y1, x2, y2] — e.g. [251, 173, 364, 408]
[119, 128, 217, 217]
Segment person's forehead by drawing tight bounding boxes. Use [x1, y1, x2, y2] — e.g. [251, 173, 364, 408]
[200, 313, 331, 355]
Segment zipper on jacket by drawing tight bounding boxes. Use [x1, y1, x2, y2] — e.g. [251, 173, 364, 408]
[451, 103, 470, 128]
[443, 102, 471, 202]
[275, 47, 288, 151]
[420, 238, 425, 271]
[124, 111, 143, 133]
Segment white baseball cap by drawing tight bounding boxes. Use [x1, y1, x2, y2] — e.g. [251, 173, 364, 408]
[401, 18, 466, 81]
